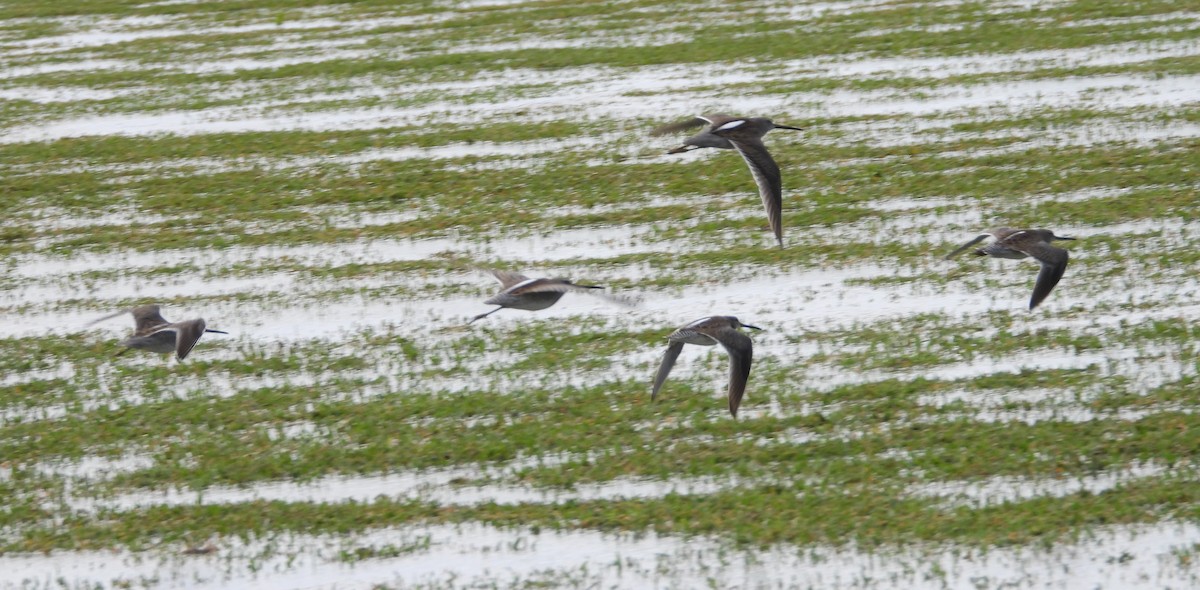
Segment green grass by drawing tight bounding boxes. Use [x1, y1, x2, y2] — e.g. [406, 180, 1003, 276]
[2, 0, 1200, 586]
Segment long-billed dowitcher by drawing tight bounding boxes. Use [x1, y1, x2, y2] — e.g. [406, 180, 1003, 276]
[945, 227, 1076, 310]
[652, 114, 803, 248]
[470, 269, 615, 323]
[651, 315, 762, 418]
[90, 304, 227, 360]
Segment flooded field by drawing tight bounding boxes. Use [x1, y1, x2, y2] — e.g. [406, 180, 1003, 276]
[2, 0, 1199, 588]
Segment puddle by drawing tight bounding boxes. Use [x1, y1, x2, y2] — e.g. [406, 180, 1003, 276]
[6, 224, 658, 283]
[4, 273, 301, 311]
[910, 461, 1177, 507]
[4, 520, 1200, 589]
[6, 135, 612, 178]
[827, 73, 1198, 119]
[430, 32, 695, 55]
[0, 368, 376, 426]
[21, 207, 199, 231]
[816, 38, 1200, 79]
[812, 344, 1192, 397]
[0, 361, 76, 388]
[0, 86, 134, 103]
[175, 49, 379, 74]
[77, 468, 744, 513]
[0, 452, 155, 483]
[8, 42, 1198, 144]
[781, 0, 901, 20]
[1058, 10, 1200, 30]
[4, 13, 448, 55]
[633, 265, 989, 332]
[0, 59, 139, 80]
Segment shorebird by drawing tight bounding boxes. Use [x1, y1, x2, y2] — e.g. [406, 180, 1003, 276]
[181, 541, 218, 556]
[90, 304, 227, 360]
[651, 316, 762, 418]
[180, 534, 218, 555]
[652, 114, 803, 248]
[945, 227, 1076, 310]
[470, 269, 622, 323]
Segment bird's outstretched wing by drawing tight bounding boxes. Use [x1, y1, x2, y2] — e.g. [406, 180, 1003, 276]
[650, 115, 722, 136]
[943, 234, 991, 260]
[726, 137, 784, 248]
[1023, 242, 1069, 310]
[651, 341, 685, 400]
[479, 269, 532, 290]
[151, 319, 209, 360]
[713, 327, 754, 417]
[505, 278, 603, 295]
[88, 304, 169, 333]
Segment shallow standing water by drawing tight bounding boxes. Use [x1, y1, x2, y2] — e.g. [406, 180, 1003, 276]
[2, 0, 1199, 588]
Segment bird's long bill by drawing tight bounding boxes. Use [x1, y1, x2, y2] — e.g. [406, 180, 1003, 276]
[774, 124, 804, 131]
[205, 329, 229, 334]
[742, 324, 763, 331]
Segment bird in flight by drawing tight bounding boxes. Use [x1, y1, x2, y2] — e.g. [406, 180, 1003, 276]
[653, 114, 803, 248]
[470, 269, 632, 323]
[651, 315, 762, 418]
[90, 304, 227, 360]
[945, 227, 1075, 310]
